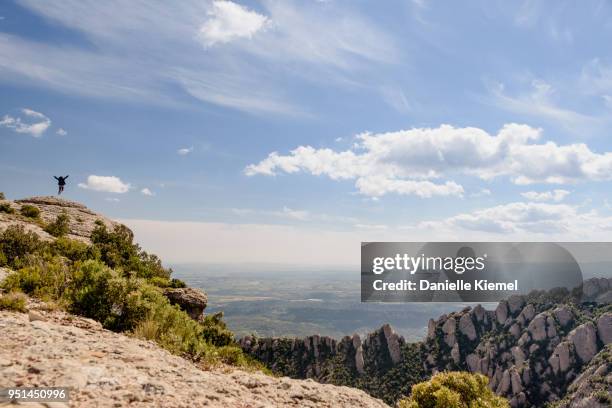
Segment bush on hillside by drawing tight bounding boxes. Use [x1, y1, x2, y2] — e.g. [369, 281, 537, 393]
[0, 222, 262, 371]
[52, 237, 100, 262]
[44, 212, 70, 237]
[2, 256, 70, 300]
[0, 192, 5, 200]
[0, 202, 14, 214]
[0, 225, 46, 268]
[20, 204, 40, 219]
[397, 372, 509, 408]
[200, 312, 235, 347]
[0, 292, 27, 312]
[90, 223, 171, 280]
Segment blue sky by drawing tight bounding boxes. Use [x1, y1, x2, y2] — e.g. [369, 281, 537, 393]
[1, 0, 612, 265]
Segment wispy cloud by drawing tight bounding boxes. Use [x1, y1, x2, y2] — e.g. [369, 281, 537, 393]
[0, 108, 51, 137]
[78, 175, 130, 193]
[177, 146, 194, 155]
[141, 187, 154, 196]
[485, 79, 598, 132]
[56, 128, 67, 136]
[521, 189, 570, 202]
[3, 1, 398, 116]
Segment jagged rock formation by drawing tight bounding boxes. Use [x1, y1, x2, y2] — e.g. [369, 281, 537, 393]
[0, 304, 390, 407]
[0, 196, 119, 243]
[163, 287, 208, 320]
[240, 323, 405, 382]
[241, 279, 612, 407]
[552, 344, 611, 408]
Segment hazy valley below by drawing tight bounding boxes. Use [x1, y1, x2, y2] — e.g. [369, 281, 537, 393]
[171, 264, 474, 340]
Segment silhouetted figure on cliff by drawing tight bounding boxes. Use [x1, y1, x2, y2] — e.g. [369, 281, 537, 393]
[54, 175, 69, 195]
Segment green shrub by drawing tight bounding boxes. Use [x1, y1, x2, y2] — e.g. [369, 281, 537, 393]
[398, 372, 509, 408]
[0, 224, 262, 372]
[0, 225, 46, 269]
[51, 237, 100, 262]
[44, 213, 70, 237]
[0, 192, 5, 200]
[0, 292, 27, 312]
[170, 278, 187, 288]
[2, 256, 70, 300]
[90, 224, 171, 280]
[133, 294, 210, 359]
[0, 202, 14, 214]
[20, 204, 40, 219]
[201, 312, 235, 347]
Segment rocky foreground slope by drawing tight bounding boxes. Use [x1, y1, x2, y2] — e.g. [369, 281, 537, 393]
[0, 196, 388, 408]
[0, 303, 389, 407]
[241, 281, 612, 407]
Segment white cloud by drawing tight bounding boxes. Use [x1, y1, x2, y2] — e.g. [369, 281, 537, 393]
[105, 197, 120, 202]
[177, 146, 194, 155]
[246, 123, 612, 197]
[56, 128, 67, 136]
[141, 188, 154, 196]
[521, 189, 570, 202]
[416, 201, 612, 239]
[0, 108, 51, 137]
[198, 1, 269, 47]
[78, 175, 130, 193]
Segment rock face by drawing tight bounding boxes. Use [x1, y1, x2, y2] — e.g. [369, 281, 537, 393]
[554, 345, 612, 408]
[0, 307, 389, 408]
[241, 279, 612, 408]
[240, 324, 406, 383]
[163, 288, 208, 320]
[0, 196, 120, 243]
[582, 277, 612, 303]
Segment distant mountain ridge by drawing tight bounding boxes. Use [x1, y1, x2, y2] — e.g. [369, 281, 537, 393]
[241, 279, 612, 407]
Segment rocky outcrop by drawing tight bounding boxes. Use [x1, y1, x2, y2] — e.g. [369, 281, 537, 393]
[420, 281, 611, 407]
[241, 279, 610, 407]
[163, 287, 208, 321]
[581, 277, 612, 303]
[0, 196, 120, 243]
[0, 306, 389, 408]
[554, 345, 611, 408]
[240, 323, 407, 382]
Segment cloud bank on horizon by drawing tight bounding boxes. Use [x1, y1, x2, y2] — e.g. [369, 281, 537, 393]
[1, 0, 612, 264]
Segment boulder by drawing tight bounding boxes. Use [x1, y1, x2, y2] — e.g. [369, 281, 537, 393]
[427, 318, 436, 339]
[552, 306, 573, 328]
[520, 304, 536, 322]
[549, 342, 571, 374]
[496, 301, 508, 324]
[382, 324, 402, 364]
[567, 323, 598, 364]
[163, 288, 208, 320]
[511, 346, 526, 366]
[507, 295, 525, 315]
[472, 304, 486, 322]
[451, 343, 461, 364]
[442, 317, 457, 347]
[527, 314, 548, 342]
[459, 313, 477, 341]
[596, 313, 612, 345]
